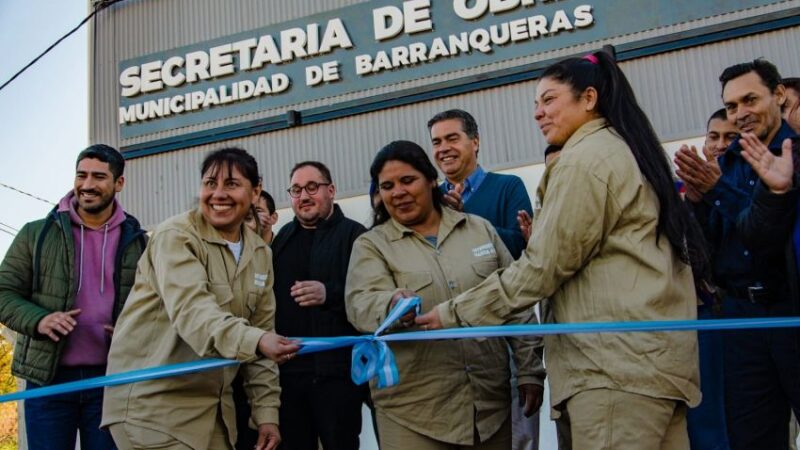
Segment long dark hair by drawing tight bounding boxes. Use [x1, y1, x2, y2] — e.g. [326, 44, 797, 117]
[542, 51, 710, 283]
[369, 140, 444, 228]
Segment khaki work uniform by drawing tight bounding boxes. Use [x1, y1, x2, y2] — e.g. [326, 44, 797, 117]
[102, 209, 280, 450]
[346, 208, 545, 448]
[438, 119, 700, 449]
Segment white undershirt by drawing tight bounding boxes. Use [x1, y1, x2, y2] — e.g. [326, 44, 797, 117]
[225, 239, 242, 264]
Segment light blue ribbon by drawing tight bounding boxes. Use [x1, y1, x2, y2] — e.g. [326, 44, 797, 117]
[350, 336, 399, 388]
[348, 296, 420, 388]
[297, 312, 800, 389]
[0, 359, 238, 403]
[1, 308, 799, 403]
[297, 297, 420, 388]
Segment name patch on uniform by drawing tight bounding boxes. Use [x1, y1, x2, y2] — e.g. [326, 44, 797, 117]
[471, 243, 496, 258]
[254, 273, 268, 287]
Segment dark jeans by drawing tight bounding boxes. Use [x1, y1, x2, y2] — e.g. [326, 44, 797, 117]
[723, 296, 800, 450]
[687, 303, 730, 450]
[25, 365, 116, 450]
[278, 373, 365, 450]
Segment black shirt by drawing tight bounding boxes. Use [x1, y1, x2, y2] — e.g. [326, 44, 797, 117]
[271, 205, 366, 377]
[274, 226, 315, 337]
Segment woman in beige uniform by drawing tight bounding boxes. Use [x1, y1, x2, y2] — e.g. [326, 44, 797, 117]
[418, 52, 710, 450]
[102, 147, 299, 450]
[346, 141, 545, 450]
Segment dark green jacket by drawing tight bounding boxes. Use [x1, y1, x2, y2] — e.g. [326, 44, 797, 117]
[0, 207, 146, 384]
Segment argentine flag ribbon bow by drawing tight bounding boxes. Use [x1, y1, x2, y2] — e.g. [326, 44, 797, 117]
[297, 296, 421, 389]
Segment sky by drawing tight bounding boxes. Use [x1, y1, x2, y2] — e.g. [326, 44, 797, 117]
[0, 2, 89, 260]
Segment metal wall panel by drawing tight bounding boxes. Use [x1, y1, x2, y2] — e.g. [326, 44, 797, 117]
[88, 1, 800, 228]
[628, 26, 800, 142]
[119, 24, 800, 229]
[90, 0, 799, 146]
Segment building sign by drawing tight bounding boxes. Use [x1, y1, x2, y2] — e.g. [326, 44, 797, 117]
[118, 0, 778, 139]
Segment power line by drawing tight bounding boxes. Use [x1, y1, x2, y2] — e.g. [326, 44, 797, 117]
[0, 182, 55, 206]
[0, 0, 126, 93]
[0, 222, 18, 232]
[0, 218, 20, 239]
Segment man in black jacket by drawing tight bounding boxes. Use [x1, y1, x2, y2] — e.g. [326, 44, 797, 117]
[272, 161, 367, 450]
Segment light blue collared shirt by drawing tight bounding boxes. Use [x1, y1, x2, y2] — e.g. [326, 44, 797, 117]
[442, 166, 487, 205]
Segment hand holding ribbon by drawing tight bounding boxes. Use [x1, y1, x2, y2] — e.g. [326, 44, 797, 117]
[297, 296, 421, 389]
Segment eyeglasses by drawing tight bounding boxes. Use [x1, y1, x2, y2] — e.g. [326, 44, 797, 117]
[287, 182, 331, 198]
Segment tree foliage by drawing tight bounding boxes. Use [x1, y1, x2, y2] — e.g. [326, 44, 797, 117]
[0, 332, 16, 448]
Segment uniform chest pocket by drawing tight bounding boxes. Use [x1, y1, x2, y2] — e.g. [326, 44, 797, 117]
[247, 292, 258, 314]
[208, 283, 234, 312]
[394, 271, 434, 292]
[246, 288, 268, 314]
[471, 258, 499, 279]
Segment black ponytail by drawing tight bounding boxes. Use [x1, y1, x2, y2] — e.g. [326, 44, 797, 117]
[542, 52, 710, 285]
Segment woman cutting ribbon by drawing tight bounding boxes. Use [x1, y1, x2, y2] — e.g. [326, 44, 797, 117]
[102, 147, 299, 450]
[417, 52, 710, 449]
[345, 141, 545, 450]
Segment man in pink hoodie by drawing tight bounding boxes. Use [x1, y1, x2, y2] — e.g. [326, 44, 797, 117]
[0, 144, 146, 450]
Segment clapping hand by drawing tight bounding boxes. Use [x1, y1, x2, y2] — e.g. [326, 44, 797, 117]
[674, 144, 721, 195]
[443, 183, 465, 212]
[740, 133, 794, 194]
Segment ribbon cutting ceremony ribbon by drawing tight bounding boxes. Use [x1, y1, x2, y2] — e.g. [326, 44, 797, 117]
[294, 296, 422, 388]
[1, 297, 799, 403]
[351, 296, 420, 388]
[0, 358, 238, 403]
[294, 300, 800, 389]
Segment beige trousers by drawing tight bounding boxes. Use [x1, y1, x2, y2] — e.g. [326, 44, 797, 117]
[377, 408, 512, 450]
[109, 419, 230, 450]
[566, 388, 689, 450]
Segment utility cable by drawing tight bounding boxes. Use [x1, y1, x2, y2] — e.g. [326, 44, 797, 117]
[0, 182, 55, 206]
[0, 0, 126, 93]
[0, 221, 18, 232]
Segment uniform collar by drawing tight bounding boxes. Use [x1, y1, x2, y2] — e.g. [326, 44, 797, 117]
[562, 118, 609, 153]
[190, 208, 228, 245]
[189, 208, 266, 275]
[385, 206, 467, 243]
[190, 207, 263, 252]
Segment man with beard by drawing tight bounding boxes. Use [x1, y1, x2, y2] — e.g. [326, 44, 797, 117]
[0, 144, 146, 450]
[271, 161, 367, 450]
[675, 59, 799, 449]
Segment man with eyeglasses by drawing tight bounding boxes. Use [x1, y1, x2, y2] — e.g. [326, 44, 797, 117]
[271, 161, 367, 450]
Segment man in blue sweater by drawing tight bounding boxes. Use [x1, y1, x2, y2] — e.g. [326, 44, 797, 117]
[428, 109, 541, 450]
[427, 109, 533, 259]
